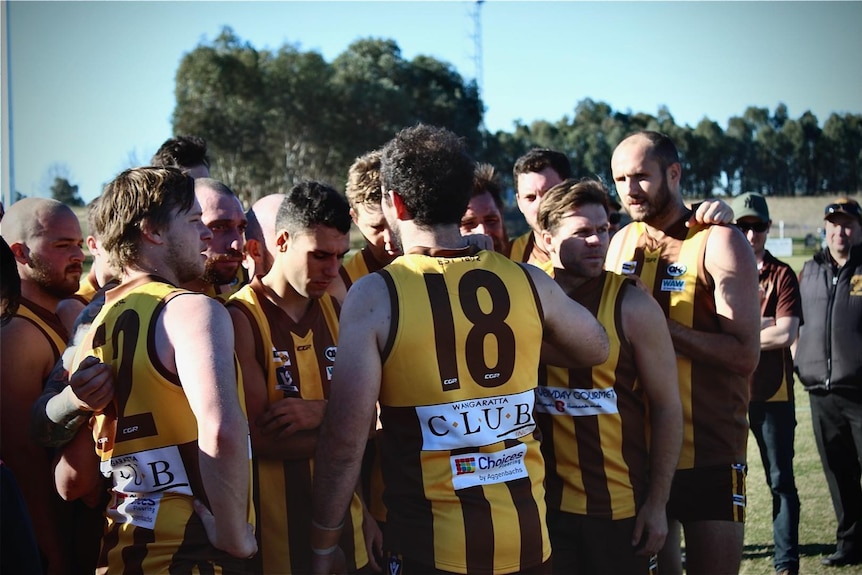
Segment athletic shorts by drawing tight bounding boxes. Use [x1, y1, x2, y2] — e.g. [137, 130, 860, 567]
[383, 553, 550, 575]
[666, 463, 747, 523]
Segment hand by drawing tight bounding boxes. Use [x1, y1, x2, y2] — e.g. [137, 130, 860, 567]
[193, 499, 258, 559]
[257, 398, 327, 438]
[631, 499, 668, 556]
[462, 233, 494, 251]
[687, 199, 734, 227]
[310, 545, 347, 575]
[362, 505, 384, 572]
[68, 356, 114, 413]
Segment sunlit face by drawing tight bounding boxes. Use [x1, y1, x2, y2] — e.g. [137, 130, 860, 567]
[25, 210, 85, 299]
[611, 137, 674, 223]
[461, 191, 509, 254]
[280, 225, 350, 299]
[516, 168, 563, 233]
[196, 186, 247, 286]
[352, 201, 398, 264]
[164, 199, 213, 284]
[380, 191, 403, 255]
[542, 203, 609, 278]
[825, 214, 862, 260]
[735, 216, 770, 259]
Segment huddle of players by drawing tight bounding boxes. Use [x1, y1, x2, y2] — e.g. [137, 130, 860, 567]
[2, 126, 757, 575]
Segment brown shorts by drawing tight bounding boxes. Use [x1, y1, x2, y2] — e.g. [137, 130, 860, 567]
[666, 464, 747, 523]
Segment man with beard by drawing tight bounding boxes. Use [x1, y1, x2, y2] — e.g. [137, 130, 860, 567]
[604, 131, 760, 575]
[228, 181, 378, 574]
[186, 178, 248, 299]
[1, 198, 85, 572]
[53, 167, 256, 571]
[535, 178, 682, 575]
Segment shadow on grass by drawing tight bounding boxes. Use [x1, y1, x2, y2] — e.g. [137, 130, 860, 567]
[743, 542, 834, 560]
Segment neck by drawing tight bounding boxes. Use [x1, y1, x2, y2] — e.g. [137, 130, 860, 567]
[261, 272, 312, 323]
[400, 223, 468, 255]
[642, 199, 688, 240]
[20, 280, 62, 313]
[554, 267, 590, 293]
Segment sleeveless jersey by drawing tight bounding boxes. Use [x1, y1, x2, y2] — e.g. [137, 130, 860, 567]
[605, 218, 748, 469]
[16, 298, 69, 362]
[509, 231, 553, 274]
[536, 272, 647, 520]
[340, 246, 386, 291]
[227, 279, 368, 574]
[378, 247, 549, 575]
[75, 277, 253, 574]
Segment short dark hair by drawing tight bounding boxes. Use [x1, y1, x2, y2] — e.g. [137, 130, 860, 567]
[627, 130, 680, 173]
[537, 178, 610, 235]
[151, 135, 210, 171]
[276, 181, 351, 237]
[380, 124, 475, 227]
[513, 149, 573, 194]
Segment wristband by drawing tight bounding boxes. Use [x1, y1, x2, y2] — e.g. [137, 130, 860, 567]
[311, 544, 339, 556]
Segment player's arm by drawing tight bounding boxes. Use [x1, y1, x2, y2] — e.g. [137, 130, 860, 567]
[665, 225, 761, 377]
[228, 305, 319, 460]
[310, 274, 386, 574]
[56, 297, 86, 335]
[623, 285, 683, 556]
[163, 294, 257, 559]
[53, 415, 104, 506]
[527, 266, 610, 369]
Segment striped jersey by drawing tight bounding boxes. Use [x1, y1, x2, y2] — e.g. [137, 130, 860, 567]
[75, 276, 254, 574]
[536, 271, 648, 519]
[227, 278, 368, 574]
[509, 232, 553, 274]
[605, 217, 748, 469]
[377, 247, 549, 575]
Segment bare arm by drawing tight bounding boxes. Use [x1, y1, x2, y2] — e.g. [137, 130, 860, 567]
[311, 275, 386, 574]
[53, 416, 104, 506]
[528, 266, 610, 369]
[760, 316, 800, 351]
[666, 225, 761, 377]
[623, 286, 683, 556]
[228, 305, 320, 460]
[163, 294, 256, 559]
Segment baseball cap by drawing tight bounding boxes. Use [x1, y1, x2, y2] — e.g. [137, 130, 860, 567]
[824, 198, 862, 225]
[732, 192, 769, 223]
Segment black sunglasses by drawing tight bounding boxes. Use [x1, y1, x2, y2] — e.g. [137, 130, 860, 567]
[735, 221, 769, 233]
[825, 203, 862, 218]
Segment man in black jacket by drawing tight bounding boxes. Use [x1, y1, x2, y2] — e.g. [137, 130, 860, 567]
[795, 197, 862, 567]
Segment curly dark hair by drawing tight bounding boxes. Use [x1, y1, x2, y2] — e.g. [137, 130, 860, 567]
[277, 181, 351, 237]
[380, 124, 475, 227]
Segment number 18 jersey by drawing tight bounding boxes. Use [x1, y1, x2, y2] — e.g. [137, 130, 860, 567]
[377, 247, 548, 575]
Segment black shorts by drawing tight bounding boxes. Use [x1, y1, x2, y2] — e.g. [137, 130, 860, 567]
[666, 464, 747, 523]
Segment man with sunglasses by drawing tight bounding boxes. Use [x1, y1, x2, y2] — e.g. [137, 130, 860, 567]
[795, 197, 862, 568]
[732, 192, 802, 575]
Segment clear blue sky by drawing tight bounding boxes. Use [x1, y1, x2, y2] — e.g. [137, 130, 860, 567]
[5, 1, 862, 204]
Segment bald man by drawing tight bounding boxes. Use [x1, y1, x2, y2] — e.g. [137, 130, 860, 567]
[243, 193, 285, 279]
[1, 198, 87, 572]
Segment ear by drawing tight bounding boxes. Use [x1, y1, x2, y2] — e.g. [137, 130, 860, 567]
[9, 241, 29, 265]
[349, 207, 360, 226]
[540, 229, 555, 256]
[666, 162, 682, 187]
[139, 218, 164, 245]
[389, 190, 411, 221]
[86, 235, 99, 256]
[275, 230, 289, 251]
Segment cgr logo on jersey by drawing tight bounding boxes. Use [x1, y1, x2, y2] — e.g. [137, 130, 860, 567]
[415, 389, 535, 451]
[324, 346, 337, 362]
[667, 262, 687, 277]
[621, 261, 638, 275]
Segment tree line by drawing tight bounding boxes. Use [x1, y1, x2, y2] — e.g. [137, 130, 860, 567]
[173, 27, 861, 205]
